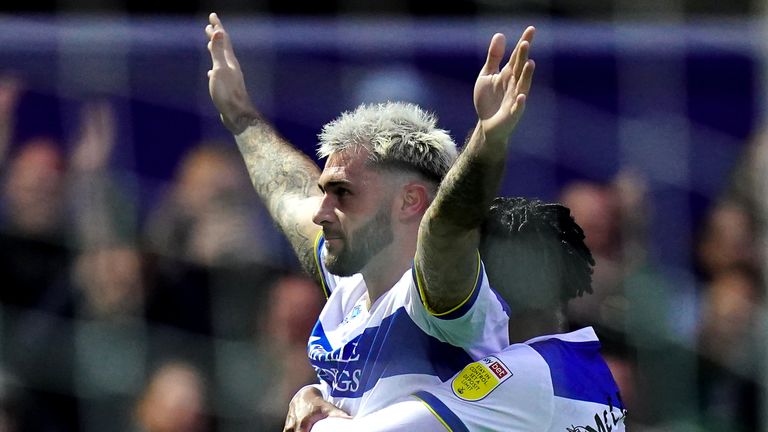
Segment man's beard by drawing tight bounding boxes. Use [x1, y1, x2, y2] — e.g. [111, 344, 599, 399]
[323, 205, 394, 276]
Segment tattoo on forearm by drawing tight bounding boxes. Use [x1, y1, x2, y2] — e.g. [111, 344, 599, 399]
[418, 149, 504, 311]
[235, 120, 320, 276]
[434, 155, 503, 230]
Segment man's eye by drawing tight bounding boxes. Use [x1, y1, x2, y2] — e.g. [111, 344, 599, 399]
[337, 189, 350, 197]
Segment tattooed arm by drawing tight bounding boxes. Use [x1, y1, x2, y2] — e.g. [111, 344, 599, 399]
[206, 13, 322, 278]
[416, 28, 536, 313]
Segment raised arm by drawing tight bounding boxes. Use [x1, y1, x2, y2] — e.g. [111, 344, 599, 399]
[206, 13, 322, 277]
[416, 28, 536, 313]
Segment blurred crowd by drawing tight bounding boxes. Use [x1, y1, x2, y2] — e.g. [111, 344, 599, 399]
[0, 73, 764, 432]
[0, 76, 324, 432]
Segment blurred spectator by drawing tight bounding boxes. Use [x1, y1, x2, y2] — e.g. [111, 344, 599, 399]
[557, 174, 706, 429]
[726, 129, 768, 275]
[0, 138, 72, 328]
[135, 361, 210, 432]
[68, 101, 138, 249]
[141, 141, 279, 344]
[694, 200, 758, 282]
[696, 264, 763, 431]
[1, 97, 135, 312]
[254, 274, 324, 430]
[718, 124, 768, 432]
[144, 142, 271, 267]
[0, 86, 76, 431]
[675, 191, 766, 431]
[0, 73, 322, 432]
[72, 245, 145, 320]
[692, 200, 763, 431]
[64, 100, 146, 322]
[0, 95, 147, 432]
[601, 354, 639, 429]
[68, 244, 150, 432]
[559, 179, 626, 330]
[1, 138, 67, 243]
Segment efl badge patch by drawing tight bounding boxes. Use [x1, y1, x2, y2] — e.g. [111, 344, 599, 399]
[451, 356, 512, 401]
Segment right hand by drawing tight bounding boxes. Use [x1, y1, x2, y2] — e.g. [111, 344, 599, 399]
[473, 27, 535, 146]
[205, 12, 258, 134]
[283, 385, 351, 432]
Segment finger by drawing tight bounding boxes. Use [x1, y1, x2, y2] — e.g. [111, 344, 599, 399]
[208, 13, 240, 68]
[206, 23, 241, 70]
[510, 93, 527, 118]
[510, 26, 535, 79]
[283, 414, 295, 432]
[515, 59, 536, 97]
[297, 418, 311, 432]
[480, 33, 506, 76]
[219, 30, 241, 69]
[321, 400, 352, 419]
[502, 60, 534, 116]
[510, 40, 530, 81]
[209, 12, 221, 27]
[511, 26, 536, 60]
[209, 31, 228, 68]
[326, 407, 353, 419]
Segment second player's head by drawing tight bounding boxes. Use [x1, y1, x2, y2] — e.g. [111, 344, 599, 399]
[480, 197, 595, 321]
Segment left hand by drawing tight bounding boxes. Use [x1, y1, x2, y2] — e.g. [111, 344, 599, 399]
[474, 27, 536, 144]
[205, 12, 258, 135]
[283, 385, 351, 432]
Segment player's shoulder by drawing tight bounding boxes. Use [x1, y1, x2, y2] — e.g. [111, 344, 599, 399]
[523, 328, 627, 431]
[497, 342, 551, 369]
[525, 327, 624, 407]
[523, 327, 606, 386]
[494, 328, 607, 403]
[524, 327, 602, 365]
[450, 345, 554, 428]
[494, 342, 555, 394]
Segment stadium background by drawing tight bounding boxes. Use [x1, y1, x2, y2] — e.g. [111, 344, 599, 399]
[0, 0, 765, 431]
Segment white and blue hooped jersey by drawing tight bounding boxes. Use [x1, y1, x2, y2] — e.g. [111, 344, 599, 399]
[412, 327, 627, 432]
[309, 235, 511, 417]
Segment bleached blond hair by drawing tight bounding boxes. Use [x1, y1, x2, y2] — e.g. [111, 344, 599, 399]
[317, 102, 458, 182]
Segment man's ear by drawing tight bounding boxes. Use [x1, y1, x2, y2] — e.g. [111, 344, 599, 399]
[398, 182, 431, 220]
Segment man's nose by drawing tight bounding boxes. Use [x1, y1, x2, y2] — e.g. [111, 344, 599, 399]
[312, 194, 335, 226]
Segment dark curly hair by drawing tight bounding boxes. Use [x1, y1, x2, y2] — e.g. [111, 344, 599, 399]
[480, 197, 595, 310]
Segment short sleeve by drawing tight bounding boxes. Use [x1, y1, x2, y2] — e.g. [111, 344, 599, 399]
[405, 257, 510, 359]
[413, 346, 554, 431]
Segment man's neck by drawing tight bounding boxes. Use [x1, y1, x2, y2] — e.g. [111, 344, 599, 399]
[508, 309, 566, 344]
[360, 245, 415, 308]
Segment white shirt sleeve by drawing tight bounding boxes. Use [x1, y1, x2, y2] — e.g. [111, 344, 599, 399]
[414, 345, 554, 431]
[405, 257, 510, 359]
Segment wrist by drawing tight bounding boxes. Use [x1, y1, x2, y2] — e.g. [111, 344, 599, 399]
[224, 109, 262, 136]
[477, 122, 511, 148]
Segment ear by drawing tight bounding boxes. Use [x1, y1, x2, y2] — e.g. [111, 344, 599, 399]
[398, 182, 431, 220]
